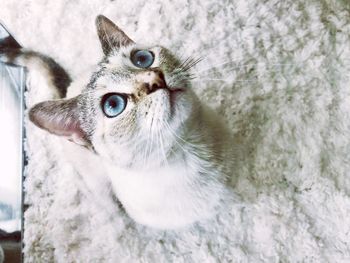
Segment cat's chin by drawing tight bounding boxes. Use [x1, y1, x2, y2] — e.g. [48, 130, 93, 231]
[149, 87, 187, 121]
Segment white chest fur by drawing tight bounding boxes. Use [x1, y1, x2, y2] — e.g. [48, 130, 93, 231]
[105, 157, 225, 229]
[63, 139, 226, 229]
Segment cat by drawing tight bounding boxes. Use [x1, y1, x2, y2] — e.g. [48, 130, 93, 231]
[0, 15, 235, 229]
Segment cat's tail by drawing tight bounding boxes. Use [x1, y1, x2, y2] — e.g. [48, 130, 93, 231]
[0, 23, 71, 99]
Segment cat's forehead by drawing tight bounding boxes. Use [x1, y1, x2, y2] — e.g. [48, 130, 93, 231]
[95, 74, 133, 94]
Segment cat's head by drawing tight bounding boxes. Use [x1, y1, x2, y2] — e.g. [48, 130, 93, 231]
[29, 15, 201, 169]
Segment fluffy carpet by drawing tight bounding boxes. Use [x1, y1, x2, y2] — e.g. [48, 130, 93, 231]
[1, 0, 350, 262]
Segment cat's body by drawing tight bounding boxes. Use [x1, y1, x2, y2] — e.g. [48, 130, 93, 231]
[0, 15, 235, 229]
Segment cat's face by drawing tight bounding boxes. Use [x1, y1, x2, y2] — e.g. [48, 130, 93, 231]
[81, 44, 200, 168]
[29, 15, 200, 169]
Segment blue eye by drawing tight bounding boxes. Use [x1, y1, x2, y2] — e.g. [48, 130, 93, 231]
[101, 93, 127, 118]
[131, 50, 154, 68]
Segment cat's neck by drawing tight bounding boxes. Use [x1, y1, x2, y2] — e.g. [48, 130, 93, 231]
[105, 150, 226, 229]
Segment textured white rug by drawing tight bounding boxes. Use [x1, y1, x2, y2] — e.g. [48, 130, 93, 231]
[1, 0, 350, 262]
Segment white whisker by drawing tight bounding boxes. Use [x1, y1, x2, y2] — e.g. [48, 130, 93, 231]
[162, 120, 194, 156]
[194, 62, 299, 77]
[158, 125, 169, 167]
[191, 78, 258, 83]
[192, 58, 244, 74]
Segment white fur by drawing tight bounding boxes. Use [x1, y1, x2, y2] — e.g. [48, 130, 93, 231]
[66, 46, 232, 229]
[57, 91, 231, 230]
[66, 138, 228, 229]
[103, 104, 230, 229]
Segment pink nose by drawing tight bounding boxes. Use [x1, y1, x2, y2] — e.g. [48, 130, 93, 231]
[137, 69, 167, 94]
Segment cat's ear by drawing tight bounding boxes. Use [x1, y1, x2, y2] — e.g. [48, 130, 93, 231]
[95, 15, 134, 56]
[29, 96, 89, 146]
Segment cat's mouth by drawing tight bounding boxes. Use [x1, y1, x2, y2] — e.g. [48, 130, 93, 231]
[168, 87, 185, 109]
[170, 87, 185, 93]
